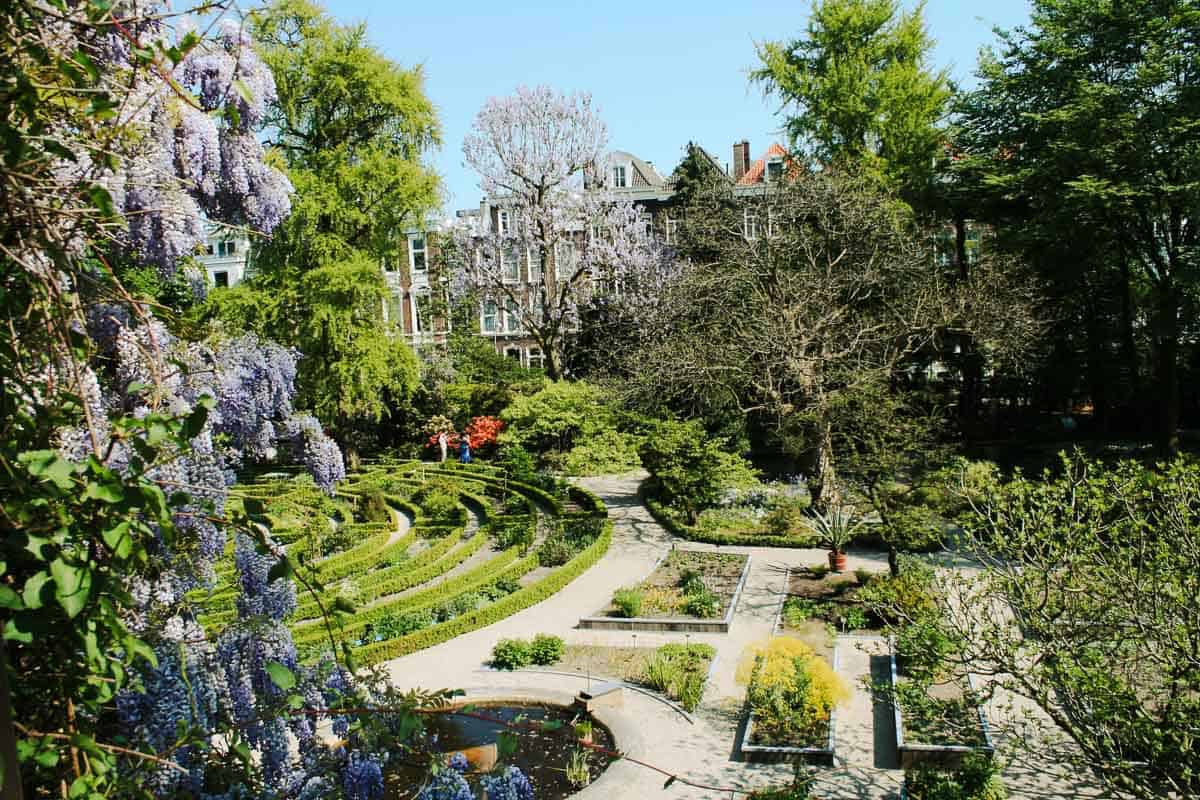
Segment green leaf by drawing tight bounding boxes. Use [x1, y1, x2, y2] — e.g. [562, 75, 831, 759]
[85, 481, 124, 504]
[22, 571, 51, 610]
[232, 78, 254, 105]
[333, 596, 356, 614]
[242, 497, 266, 519]
[50, 558, 92, 618]
[540, 719, 563, 732]
[0, 586, 22, 611]
[265, 661, 296, 691]
[20, 450, 75, 490]
[101, 522, 133, 559]
[181, 401, 210, 439]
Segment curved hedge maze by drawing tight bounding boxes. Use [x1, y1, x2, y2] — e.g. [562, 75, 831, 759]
[192, 462, 609, 667]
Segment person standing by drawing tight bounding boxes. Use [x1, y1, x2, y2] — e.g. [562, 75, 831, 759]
[437, 431, 448, 463]
[459, 435, 472, 464]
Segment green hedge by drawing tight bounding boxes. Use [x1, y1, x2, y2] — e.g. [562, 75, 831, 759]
[641, 485, 815, 548]
[292, 526, 484, 623]
[310, 526, 415, 585]
[351, 521, 612, 666]
[416, 466, 565, 516]
[564, 485, 606, 518]
[293, 547, 534, 647]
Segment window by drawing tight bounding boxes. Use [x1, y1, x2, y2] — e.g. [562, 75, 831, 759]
[665, 215, 679, 245]
[555, 241, 576, 279]
[527, 246, 543, 282]
[482, 300, 498, 333]
[613, 165, 627, 188]
[501, 247, 520, 282]
[743, 208, 758, 241]
[408, 234, 427, 272]
[214, 240, 237, 257]
[504, 348, 522, 362]
[504, 300, 521, 333]
[205, 244, 214, 256]
[213, 271, 229, 288]
[527, 347, 544, 370]
[766, 209, 780, 239]
[497, 209, 511, 235]
[767, 159, 784, 182]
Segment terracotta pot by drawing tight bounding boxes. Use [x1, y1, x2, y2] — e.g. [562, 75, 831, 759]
[828, 550, 848, 572]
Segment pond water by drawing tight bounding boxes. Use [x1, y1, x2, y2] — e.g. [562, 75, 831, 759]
[387, 702, 616, 800]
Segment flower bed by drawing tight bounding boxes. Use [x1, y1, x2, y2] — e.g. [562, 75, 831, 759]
[778, 565, 890, 637]
[738, 637, 849, 765]
[540, 643, 717, 712]
[890, 653, 994, 769]
[579, 549, 751, 633]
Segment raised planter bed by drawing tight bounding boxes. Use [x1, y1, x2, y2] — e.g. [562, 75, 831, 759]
[740, 641, 840, 766]
[890, 653, 994, 769]
[777, 564, 889, 638]
[578, 550, 751, 633]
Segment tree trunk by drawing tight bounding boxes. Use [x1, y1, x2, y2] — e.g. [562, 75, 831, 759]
[809, 418, 840, 511]
[953, 217, 983, 431]
[544, 346, 563, 381]
[1118, 250, 1141, 405]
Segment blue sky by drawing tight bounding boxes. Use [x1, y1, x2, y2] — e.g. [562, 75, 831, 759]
[319, 0, 1033, 214]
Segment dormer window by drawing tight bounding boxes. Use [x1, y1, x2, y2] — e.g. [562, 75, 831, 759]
[613, 165, 627, 188]
[767, 159, 784, 182]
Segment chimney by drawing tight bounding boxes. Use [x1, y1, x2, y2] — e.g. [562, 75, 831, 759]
[733, 140, 751, 181]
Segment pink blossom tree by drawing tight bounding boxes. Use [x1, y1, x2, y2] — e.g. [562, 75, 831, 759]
[454, 85, 676, 378]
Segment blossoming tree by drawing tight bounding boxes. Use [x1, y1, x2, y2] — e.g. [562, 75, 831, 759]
[452, 85, 676, 379]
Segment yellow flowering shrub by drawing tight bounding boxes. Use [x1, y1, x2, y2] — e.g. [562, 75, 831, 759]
[738, 637, 851, 746]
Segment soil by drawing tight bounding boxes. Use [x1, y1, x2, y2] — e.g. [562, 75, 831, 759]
[748, 716, 830, 750]
[781, 566, 888, 633]
[594, 549, 747, 619]
[387, 702, 615, 800]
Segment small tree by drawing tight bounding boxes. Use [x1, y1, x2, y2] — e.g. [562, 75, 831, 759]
[639, 419, 756, 524]
[453, 85, 675, 379]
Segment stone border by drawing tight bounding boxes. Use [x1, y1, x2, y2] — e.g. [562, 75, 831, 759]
[479, 667, 701, 724]
[443, 687, 645, 800]
[891, 652, 995, 769]
[771, 565, 791, 635]
[577, 553, 752, 633]
[739, 640, 840, 766]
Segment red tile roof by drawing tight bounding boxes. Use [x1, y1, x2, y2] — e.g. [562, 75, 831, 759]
[738, 143, 790, 185]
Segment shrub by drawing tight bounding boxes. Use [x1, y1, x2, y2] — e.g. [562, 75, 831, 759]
[498, 444, 537, 482]
[763, 496, 811, 538]
[683, 589, 720, 618]
[537, 534, 575, 567]
[678, 569, 706, 596]
[360, 488, 393, 524]
[529, 634, 565, 666]
[491, 638, 533, 670]
[674, 671, 706, 712]
[416, 483, 461, 525]
[500, 380, 614, 456]
[491, 516, 534, 550]
[562, 429, 643, 476]
[739, 637, 850, 745]
[906, 753, 1006, 800]
[782, 597, 819, 627]
[639, 419, 758, 524]
[642, 652, 681, 693]
[612, 588, 643, 618]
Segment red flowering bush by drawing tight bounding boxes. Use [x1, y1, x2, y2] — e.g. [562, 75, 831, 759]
[464, 416, 504, 454]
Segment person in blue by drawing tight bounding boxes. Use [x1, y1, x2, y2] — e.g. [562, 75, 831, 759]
[459, 436, 472, 464]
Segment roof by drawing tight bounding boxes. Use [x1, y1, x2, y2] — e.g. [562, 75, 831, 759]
[737, 143, 790, 186]
[611, 150, 667, 188]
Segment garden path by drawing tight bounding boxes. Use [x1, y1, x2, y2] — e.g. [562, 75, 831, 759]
[381, 472, 1123, 799]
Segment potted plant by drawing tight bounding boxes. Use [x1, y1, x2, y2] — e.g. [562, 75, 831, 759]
[808, 504, 865, 572]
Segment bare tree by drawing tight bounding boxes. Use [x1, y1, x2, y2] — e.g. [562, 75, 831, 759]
[630, 168, 1041, 508]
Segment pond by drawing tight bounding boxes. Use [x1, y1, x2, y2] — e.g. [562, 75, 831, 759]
[387, 702, 616, 800]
